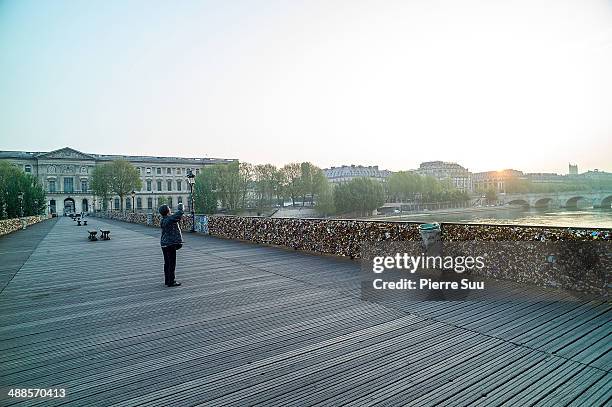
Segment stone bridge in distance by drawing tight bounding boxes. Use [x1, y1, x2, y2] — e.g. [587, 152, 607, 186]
[500, 190, 612, 209]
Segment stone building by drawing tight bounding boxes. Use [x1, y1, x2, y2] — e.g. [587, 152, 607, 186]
[0, 147, 236, 215]
[323, 165, 392, 184]
[417, 161, 472, 192]
[472, 169, 524, 193]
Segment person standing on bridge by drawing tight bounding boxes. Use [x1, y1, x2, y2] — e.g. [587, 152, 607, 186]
[159, 202, 184, 287]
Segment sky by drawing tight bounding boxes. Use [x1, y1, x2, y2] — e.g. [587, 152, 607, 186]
[0, 0, 610, 174]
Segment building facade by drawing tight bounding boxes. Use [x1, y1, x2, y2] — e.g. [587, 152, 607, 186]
[0, 147, 236, 215]
[472, 169, 524, 193]
[417, 161, 472, 192]
[323, 165, 392, 184]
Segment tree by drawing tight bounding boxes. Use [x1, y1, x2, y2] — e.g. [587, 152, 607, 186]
[254, 164, 278, 209]
[239, 163, 254, 209]
[314, 179, 335, 216]
[421, 176, 443, 202]
[272, 167, 286, 206]
[333, 177, 384, 217]
[387, 171, 422, 202]
[0, 161, 46, 218]
[300, 162, 327, 206]
[194, 166, 219, 214]
[91, 164, 114, 210]
[193, 161, 251, 213]
[104, 160, 142, 211]
[485, 188, 498, 204]
[281, 163, 302, 206]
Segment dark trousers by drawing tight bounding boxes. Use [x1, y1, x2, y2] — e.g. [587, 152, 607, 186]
[162, 245, 177, 285]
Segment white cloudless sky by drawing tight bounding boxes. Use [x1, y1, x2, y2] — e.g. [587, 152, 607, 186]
[0, 0, 610, 173]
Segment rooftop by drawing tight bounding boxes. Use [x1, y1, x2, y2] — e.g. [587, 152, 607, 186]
[0, 148, 237, 165]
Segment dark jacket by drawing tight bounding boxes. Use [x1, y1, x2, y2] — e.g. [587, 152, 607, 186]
[160, 209, 184, 247]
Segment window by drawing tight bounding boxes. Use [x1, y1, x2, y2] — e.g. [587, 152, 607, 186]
[176, 168, 182, 175]
[167, 180, 172, 191]
[146, 167, 151, 174]
[167, 168, 172, 174]
[64, 177, 74, 193]
[137, 167, 142, 175]
[195, 168, 200, 175]
[114, 198, 120, 209]
[177, 180, 182, 191]
[137, 197, 142, 209]
[126, 198, 131, 210]
[81, 166, 87, 174]
[178, 196, 183, 204]
[81, 181, 88, 192]
[147, 197, 153, 209]
[156, 167, 161, 175]
[157, 180, 162, 191]
[24, 165, 32, 173]
[146, 180, 152, 191]
[49, 180, 56, 192]
[168, 197, 173, 209]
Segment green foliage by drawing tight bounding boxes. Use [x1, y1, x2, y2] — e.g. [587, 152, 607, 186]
[0, 161, 46, 218]
[253, 164, 279, 209]
[193, 161, 252, 213]
[485, 188, 497, 203]
[194, 166, 219, 214]
[90, 164, 113, 210]
[333, 177, 384, 216]
[300, 162, 327, 206]
[91, 160, 141, 211]
[281, 163, 302, 206]
[387, 171, 422, 201]
[314, 180, 335, 216]
[387, 171, 469, 203]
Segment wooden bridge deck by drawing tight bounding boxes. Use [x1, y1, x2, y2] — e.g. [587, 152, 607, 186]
[0, 217, 610, 406]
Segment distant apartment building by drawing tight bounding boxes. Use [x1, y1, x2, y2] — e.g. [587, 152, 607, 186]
[323, 165, 392, 184]
[417, 161, 472, 192]
[0, 147, 236, 215]
[574, 169, 612, 183]
[472, 169, 524, 193]
[524, 172, 566, 184]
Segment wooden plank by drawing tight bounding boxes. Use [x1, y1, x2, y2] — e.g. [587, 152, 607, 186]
[0, 216, 610, 407]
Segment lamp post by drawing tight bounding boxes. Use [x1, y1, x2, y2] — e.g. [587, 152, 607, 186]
[17, 192, 24, 218]
[131, 190, 136, 213]
[2, 191, 7, 219]
[186, 170, 196, 232]
[18, 192, 25, 229]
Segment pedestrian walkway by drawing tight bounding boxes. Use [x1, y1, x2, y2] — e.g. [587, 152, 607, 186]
[0, 216, 610, 406]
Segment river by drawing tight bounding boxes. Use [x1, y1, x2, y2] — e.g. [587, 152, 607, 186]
[376, 207, 612, 228]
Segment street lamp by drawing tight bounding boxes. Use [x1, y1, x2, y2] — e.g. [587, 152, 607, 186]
[17, 192, 24, 218]
[131, 190, 136, 213]
[186, 169, 196, 232]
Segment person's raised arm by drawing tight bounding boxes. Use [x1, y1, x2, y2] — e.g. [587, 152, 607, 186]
[168, 203, 184, 222]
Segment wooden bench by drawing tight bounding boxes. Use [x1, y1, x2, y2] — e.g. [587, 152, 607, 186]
[88, 230, 98, 241]
[100, 229, 111, 240]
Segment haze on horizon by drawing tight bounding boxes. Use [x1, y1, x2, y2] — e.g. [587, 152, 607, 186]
[0, 0, 610, 174]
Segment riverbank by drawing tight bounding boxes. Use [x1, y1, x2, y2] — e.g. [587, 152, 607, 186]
[373, 205, 520, 221]
[372, 206, 612, 228]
